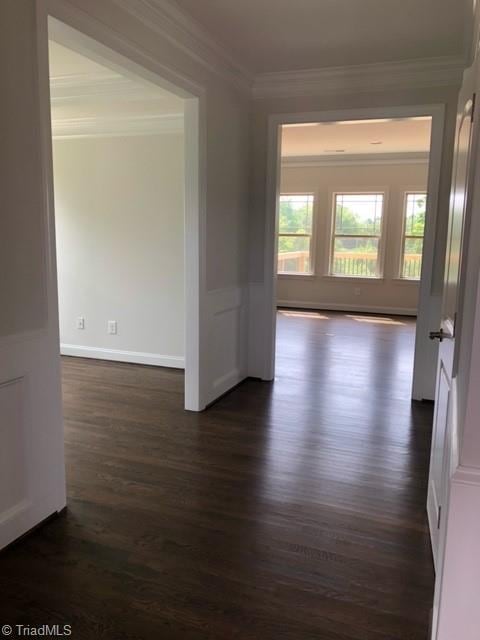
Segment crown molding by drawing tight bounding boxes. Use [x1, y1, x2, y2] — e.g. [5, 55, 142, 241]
[49, 70, 179, 106]
[50, 71, 131, 100]
[49, 1, 466, 101]
[282, 151, 430, 168]
[253, 55, 466, 99]
[110, 0, 253, 93]
[52, 112, 184, 139]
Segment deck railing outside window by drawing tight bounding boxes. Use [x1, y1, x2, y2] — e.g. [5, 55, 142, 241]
[330, 193, 384, 278]
[277, 194, 314, 274]
[401, 193, 426, 280]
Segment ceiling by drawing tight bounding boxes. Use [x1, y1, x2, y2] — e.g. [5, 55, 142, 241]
[281, 117, 432, 158]
[167, 0, 468, 74]
[49, 41, 184, 136]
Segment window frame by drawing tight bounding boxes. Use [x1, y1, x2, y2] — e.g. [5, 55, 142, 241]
[399, 191, 427, 281]
[328, 190, 387, 279]
[277, 192, 316, 277]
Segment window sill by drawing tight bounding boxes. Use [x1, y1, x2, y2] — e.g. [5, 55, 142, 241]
[321, 275, 384, 284]
[391, 278, 421, 285]
[278, 272, 315, 279]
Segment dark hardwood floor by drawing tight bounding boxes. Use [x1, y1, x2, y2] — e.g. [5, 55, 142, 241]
[0, 311, 434, 639]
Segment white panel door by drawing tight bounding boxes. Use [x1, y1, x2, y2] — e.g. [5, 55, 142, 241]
[0, 1, 66, 550]
[427, 73, 477, 563]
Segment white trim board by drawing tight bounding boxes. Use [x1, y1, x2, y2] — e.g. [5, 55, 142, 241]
[253, 55, 465, 99]
[60, 344, 184, 368]
[277, 301, 417, 317]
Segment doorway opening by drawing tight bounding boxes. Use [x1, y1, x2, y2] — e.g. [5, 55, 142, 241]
[263, 106, 445, 404]
[274, 115, 434, 418]
[46, 18, 203, 411]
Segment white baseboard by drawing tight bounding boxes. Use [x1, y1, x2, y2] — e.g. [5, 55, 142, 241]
[277, 300, 417, 316]
[60, 344, 184, 368]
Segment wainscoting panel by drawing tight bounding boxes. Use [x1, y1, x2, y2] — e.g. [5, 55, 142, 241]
[0, 377, 29, 522]
[206, 286, 248, 404]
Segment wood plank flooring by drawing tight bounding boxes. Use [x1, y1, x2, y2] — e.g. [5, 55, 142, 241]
[0, 311, 434, 639]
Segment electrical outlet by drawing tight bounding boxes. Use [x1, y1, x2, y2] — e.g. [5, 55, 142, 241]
[76, 316, 85, 330]
[354, 288, 361, 296]
[107, 320, 117, 335]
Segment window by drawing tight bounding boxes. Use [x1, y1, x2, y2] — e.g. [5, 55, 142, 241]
[277, 194, 314, 274]
[401, 193, 426, 279]
[330, 193, 384, 277]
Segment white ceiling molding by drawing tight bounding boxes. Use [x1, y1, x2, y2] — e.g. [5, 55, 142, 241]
[50, 72, 138, 101]
[49, 1, 466, 102]
[282, 151, 430, 168]
[52, 113, 184, 139]
[253, 56, 465, 99]
[49, 68, 182, 106]
[110, 0, 253, 92]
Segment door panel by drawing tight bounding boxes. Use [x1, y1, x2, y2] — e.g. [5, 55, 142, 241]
[0, 1, 66, 549]
[427, 77, 476, 567]
[442, 98, 475, 339]
[427, 364, 450, 563]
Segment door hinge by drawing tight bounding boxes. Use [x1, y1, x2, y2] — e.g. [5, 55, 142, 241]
[437, 505, 442, 529]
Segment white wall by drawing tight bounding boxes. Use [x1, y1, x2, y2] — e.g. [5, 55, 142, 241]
[53, 132, 185, 367]
[277, 161, 428, 314]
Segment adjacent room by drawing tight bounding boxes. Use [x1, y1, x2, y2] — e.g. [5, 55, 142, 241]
[274, 116, 433, 400]
[277, 117, 432, 312]
[49, 38, 186, 374]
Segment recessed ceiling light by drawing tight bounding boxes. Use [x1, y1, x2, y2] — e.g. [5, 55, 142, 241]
[370, 141, 383, 145]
